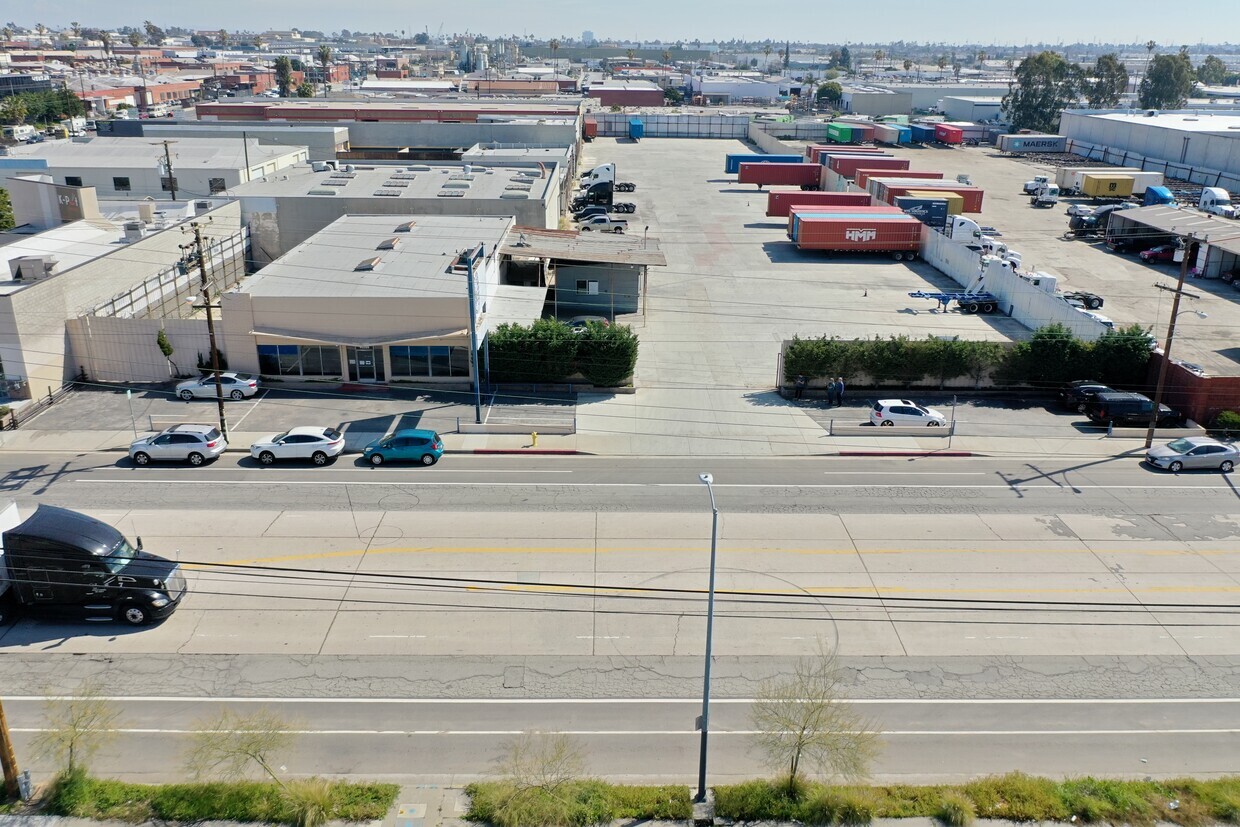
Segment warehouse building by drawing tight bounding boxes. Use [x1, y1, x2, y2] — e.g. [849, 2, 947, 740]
[840, 85, 912, 117]
[587, 80, 666, 108]
[689, 75, 788, 105]
[100, 120, 351, 162]
[0, 136, 308, 198]
[940, 96, 1004, 123]
[1060, 110, 1240, 191]
[231, 160, 565, 263]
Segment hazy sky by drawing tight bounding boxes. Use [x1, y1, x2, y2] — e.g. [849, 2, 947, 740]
[11, 0, 1237, 45]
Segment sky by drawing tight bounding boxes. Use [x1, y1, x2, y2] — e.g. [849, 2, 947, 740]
[11, 0, 1239, 46]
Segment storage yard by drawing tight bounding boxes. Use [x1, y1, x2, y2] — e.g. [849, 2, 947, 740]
[580, 136, 1238, 393]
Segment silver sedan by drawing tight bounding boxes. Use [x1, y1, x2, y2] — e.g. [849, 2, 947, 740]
[1145, 437, 1238, 473]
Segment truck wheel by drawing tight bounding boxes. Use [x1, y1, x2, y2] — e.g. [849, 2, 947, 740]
[892, 252, 904, 261]
[982, 303, 996, 313]
[1087, 297, 1103, 309]
[581, 226, 593, 231]
[964, 303, 979, 314]
[120, 603, 149, 626]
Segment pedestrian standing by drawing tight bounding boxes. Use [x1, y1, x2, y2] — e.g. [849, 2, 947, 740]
[793, 373, 807, 400]
[836, 377, 846, 406]
[826, 378, 838, 407]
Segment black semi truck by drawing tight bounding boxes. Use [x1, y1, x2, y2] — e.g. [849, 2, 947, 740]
[0, 504, 186, 626]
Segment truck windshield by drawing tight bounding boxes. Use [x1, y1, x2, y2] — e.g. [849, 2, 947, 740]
[106, 539, 139, 574]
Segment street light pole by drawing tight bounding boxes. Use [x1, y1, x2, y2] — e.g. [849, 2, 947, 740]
[1143, 233, 1195, 450]
[694, 472, 719, 804]
[464, 245, 484, 424]
[188, 221, 227, 438]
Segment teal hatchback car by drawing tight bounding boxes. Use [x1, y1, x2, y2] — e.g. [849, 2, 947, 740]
[362, 429, 444, 466]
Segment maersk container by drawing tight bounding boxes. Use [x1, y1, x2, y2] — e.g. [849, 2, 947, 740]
[1081, 174, 1134, 198]
[893, 195, 949, 230]
[738, 162, 822, 188]
[855, 169, 943, 189]
[767, 190, 872, 217]
[909, 123, 937, 143]
[794, 215, 924, 253]
[905, 189, 963, 216]
[830, 155, 908, 179]
[827, 122, 854, 143]
[725, 153, 803, 174]
[628, 118, 645, 140]
[996, 133, 1064, 153]
[787, 205, 904, 240]
[935, 124, 964, 144]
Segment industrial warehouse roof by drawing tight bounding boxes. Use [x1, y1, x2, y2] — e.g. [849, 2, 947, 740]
[1108, 205, 1237, 237]
[500, 227, 667, 266]
[0, 136, 302, 169]
[241, 215, 514, 299]
[1082, 111, 1240, 134]
[229, 161, 556, 201]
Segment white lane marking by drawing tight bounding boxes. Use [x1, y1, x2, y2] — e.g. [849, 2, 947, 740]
[75, 480, 1233, 491]
[826, 472, 986, 476]
[9, 728, 1240, 736]
[229, 392, 266, 429]
[5, 696, 1240, 705]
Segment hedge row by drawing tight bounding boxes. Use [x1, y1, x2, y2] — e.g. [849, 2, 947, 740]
[464, 780, 691, 827]
[489, 319, 639, 387]
[713, 774, 1240, 826]
[46, 770, 399, 824]
[784, 324, 1154, 391]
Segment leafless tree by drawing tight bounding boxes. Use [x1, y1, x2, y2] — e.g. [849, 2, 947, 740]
[30, 681, 121, 774]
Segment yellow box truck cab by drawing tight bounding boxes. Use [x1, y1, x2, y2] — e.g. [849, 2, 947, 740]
[0, 503, 186, 626]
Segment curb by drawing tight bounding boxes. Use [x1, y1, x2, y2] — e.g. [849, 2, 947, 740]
[836, 450, 976, 457]
[457, 449, 584, 455]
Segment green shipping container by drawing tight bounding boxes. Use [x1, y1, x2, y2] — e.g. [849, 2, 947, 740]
[827, 123, 853, 143]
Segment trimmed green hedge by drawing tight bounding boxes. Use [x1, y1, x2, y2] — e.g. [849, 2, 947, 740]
[464, 780, 691, 827]
[488, 320, 639, 387]
[45, 770, 398, 824]
[784, 323, 1154, 391]
[714, 774, 1240, 826]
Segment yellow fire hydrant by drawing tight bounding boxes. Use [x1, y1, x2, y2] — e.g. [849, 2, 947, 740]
[531, 431, 538, 447]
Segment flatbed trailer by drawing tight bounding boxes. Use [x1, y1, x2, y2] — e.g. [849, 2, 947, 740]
[908, 290, 1002, 314]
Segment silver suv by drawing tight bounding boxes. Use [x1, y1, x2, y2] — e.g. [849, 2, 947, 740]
[130, 424, 227, 466]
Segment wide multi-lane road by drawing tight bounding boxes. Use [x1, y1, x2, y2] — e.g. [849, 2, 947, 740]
[0, 451, 1238, 782]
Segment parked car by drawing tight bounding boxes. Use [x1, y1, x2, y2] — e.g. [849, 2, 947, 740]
[176, 372, 259, 400]
[1084, 392, 1184, 428]
[577, 215, 627, 233]
[869, 399, 947, 427]
[567, 315, 610, 332]
[250, 426, 345, 466]
[362, 429, 444, 466]
[1145, 436, 1238, 473]
[1139, 244, 1177, 262]
[130, 424, 227, 466]
[1058, 381, 1114, 412]
[1065, 204, 1095, 217]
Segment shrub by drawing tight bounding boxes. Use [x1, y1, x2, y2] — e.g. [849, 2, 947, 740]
[936, 790, 976, 827]
[464, 779, 612, 827]
[605, 784, 692, 819]
[712, 779, 799, 822]
[999, 324, 1090, 388]
[1213, 410, 1240, 434]
[489, 319, 579, 383]
[1089, 324, 1154, 388]
[963, 772, 1068, 822]
[576, 324, 639, 387]
[800, 787, 877, 825]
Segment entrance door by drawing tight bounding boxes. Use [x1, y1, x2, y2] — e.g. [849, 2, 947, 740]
[347, 347, 384, 383]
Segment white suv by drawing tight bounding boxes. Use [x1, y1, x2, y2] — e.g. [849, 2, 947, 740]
[130, 424, 228, 466]
[869, 399, 947, 427]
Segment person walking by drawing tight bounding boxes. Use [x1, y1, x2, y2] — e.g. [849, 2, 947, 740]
[836, 377, 846, 406]
[793, 373, 807, 401]
[826, 378, 839, 407]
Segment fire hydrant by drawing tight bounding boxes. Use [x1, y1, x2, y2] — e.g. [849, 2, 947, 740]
[531, 431, 538, 447]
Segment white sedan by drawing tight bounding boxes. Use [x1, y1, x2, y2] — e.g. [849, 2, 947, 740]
[869, 399, 948, 427]
[176, 372, 259, 400]
[250, 427, 345, 466]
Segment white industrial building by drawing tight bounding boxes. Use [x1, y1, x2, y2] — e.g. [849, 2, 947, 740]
[940, 96, 1004, 123]
[1060, 109, 1240, 191]
[840, 85, 913, 117]
[0, 136, 308, 198]
[689, 74, 788, 104]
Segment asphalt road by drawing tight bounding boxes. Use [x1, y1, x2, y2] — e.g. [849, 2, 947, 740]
[0, 452, 1237, 514]
[5, 695, 1238, 783]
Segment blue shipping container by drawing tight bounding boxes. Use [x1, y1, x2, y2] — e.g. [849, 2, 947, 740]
[895, 125, 912, 144]
[893, 196, 949, 230]
[724, 153, 802, 174]
[909, 124, 937, 143]
[628, 118, 644, 140]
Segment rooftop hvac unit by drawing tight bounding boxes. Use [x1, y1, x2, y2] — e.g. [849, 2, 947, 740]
[311, 161, 330, 172]
[194, 200, 212, 215]
[138, 202, 157, 222]
[9, 255, 58, 281]
[123, 221, 146, 242]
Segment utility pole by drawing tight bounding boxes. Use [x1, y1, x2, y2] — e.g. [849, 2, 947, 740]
[1143, 232, 1195, 450]
[0, 698, 19, 800]
[464, 246, 483, 424]
[188, 221, 228, 438]
[153, 139, 177, 200]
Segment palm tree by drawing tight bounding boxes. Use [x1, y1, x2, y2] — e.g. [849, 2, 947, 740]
[316, 43, 333, 97]
[549, 38, 559, 66]
[252, 35, 265, 50]
[661, 49, 671, 66]
[1144, 39, 1157, 83]
[802, 72, 817, 111]
[625, 48, 636, 62]
[70, 21, 81, 38]
[99, 31, 112, 59]
[763, 43, 773, 74]
[1, 27, 12, 43]
[936, 54, 948, 75]
[903, 58, 913, 72]
[874, 49, 884, 68]
[127, 31, 142, 49]
[976, 50, 988, 66]
[217, 29, 229, 47]
[35, 23, 47, 38]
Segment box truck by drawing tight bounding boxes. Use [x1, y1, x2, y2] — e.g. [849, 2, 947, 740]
[0, 503, 187, 626]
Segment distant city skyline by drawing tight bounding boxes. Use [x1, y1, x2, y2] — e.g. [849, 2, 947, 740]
[6, 0, 1239, 46]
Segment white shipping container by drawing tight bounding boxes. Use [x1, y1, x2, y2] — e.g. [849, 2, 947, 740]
[1057, 166, 1163, 195]
[872, 123, 902, 144]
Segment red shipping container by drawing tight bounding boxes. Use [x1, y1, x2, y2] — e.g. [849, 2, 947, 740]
[805, 144, 830, 161]
[767, 190, 872, 217]
[829, 155, 908, 179]
[855, 168, 943, 188]
[787, 205, 903, 237]
[935, 123, 964, 144]
[795, 216, 924, 253]
[882, 183, 984, 213]
[583, 116, 598, 138]
[738, 162, 821, 188]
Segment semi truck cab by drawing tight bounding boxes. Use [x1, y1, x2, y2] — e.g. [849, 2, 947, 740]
[0, 503, 186, 626]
